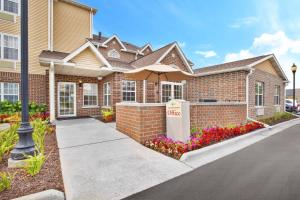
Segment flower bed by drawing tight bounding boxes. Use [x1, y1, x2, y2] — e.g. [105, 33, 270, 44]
[259, 112, 298, 126]
[144, 122, 264, 159]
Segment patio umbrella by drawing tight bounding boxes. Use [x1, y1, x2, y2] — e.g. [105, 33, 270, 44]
[124, 64, 193, 102]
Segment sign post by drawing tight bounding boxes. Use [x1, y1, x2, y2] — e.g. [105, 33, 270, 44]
[166, 100, 190, 142]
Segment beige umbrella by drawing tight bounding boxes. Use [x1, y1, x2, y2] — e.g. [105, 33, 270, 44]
[124, 64, 193, 102]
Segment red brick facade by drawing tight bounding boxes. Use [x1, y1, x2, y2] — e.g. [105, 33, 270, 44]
[116, 103, 247, 143]
[0, 71, 46, 104]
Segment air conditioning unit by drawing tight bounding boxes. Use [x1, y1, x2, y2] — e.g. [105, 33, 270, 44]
[256, 107, 264, 116]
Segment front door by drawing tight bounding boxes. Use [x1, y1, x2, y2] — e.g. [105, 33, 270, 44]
[58, 82, 76, 117]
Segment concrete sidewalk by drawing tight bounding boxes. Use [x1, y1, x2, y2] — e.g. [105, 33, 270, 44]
[56, 118, 192, 200]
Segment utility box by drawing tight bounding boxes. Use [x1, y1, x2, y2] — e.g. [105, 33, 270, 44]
[166, 100, 190, 142]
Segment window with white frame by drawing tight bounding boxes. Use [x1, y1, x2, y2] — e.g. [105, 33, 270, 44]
[103, 82, 111, 106]
[161, 82, 183, 102]
[83, 83, 98, 107]
[255, 82, 264, 106]
[1, 0, 19, 15]
[122, 80, 136, 102]
[107, 49, 120, 59]
[274, 85, 280, 105]
[0, 33, 19, 61]
[0, 82, 19, 102]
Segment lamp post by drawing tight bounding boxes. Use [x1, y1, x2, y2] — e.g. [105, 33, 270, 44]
[10, 0, 35, 160]
[291, 63, 297, 112]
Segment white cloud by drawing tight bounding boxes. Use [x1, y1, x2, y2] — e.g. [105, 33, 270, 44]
[229, 17, 259, 29]
[178, 42, 186, 48]
[195, 50, 217, 58]
[224, 31, 300, 88]
[224, 50, 254, 62]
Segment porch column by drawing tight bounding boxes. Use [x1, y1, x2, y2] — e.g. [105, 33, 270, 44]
[143, 80, 146, 103]
[49, 62, 55, 122]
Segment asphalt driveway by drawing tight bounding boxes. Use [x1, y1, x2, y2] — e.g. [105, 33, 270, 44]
[124, 124, 300, 200]
[56, 118, 192, 200]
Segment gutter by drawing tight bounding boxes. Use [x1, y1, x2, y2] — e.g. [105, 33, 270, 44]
[194, 66, 251, 77]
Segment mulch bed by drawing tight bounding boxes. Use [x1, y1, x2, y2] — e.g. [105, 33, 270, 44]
[260, 115, 298, 126]
[0, 131, 64, 200]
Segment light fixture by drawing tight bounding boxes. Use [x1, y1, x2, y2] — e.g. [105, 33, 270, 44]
[291, 63, 297, 73]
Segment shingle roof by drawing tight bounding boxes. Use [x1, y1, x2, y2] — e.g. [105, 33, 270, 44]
[39, 50, 69, 60]
[106, 58, 135, 70]
[194, 55, 271, 74]
[130, 42, 175, 68]
[91, 35, 141, 52]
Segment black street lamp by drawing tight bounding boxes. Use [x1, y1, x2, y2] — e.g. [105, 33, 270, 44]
[10, 0, 35, 160]
[291, 63, 297, 112]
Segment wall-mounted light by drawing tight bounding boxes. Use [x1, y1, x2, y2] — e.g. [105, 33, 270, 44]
[78, 79, 83, 87]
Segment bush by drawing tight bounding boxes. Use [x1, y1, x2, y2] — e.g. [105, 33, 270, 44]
[0, 172, 15, 192]
[0, 101, 47, 115]
[101, 108, 114, 122]
[0, 124, 19, 161]
[32, 119, 47, 154]
[24, 153, 45, 176]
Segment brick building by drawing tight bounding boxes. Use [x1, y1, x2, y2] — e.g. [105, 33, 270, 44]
[0, 0, 288, 127]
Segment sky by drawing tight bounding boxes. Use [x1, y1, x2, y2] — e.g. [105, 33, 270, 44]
[79, 0, 300, 88]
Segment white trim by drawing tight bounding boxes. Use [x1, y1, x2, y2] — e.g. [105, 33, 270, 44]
[57, 82, 77, 117]
[156, 43, 194, 74]
[49, 62, 55, 122]
[103, 82, 111, 107]
[140, 44, 153, 53]
[255, 81, 264, 107]
[246, 69, 254, 119]
[248, 54, 289, 81]
[82, 83, 98, 107]
[194, 66, 251, 77]
[121, 80, 136, 102]
[160, 81, 183, 102]
[102, 35, 127, 51]
[62, 41, 112, 69]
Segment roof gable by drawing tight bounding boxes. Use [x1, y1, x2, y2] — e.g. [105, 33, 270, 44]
[63, 41, 112, 68]
[102, 35, 127, 50]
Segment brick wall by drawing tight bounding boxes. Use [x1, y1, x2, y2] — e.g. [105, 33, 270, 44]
[116, 102, 247, 143]
[248, 69, 285, 119]
[0, 71, 46, 104]
[187, 71, 247, 102]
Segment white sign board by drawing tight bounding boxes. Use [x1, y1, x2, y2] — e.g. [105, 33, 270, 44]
[166, 100, 190, 142]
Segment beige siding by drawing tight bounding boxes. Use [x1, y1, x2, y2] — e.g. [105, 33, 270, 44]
[53, 1, 91, 53]
[72, 48, 103, 69]
[0, 0, 49, 74]
[255, 60, 280, 77]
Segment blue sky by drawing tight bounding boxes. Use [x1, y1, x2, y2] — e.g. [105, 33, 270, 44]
[80, 0, 300, 88]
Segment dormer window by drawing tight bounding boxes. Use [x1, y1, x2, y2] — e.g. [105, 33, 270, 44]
[108, 49, 120, 59]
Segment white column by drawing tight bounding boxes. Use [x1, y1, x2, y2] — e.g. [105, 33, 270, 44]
[49, 62, 55, 122]
[143, 80, 146, 103]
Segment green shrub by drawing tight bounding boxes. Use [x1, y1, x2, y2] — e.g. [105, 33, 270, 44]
[0, 124, 19, 161]
[0, 101, 47, 115]
[0, 172, 15, 192]
[24, 153, 45, 176]
[259, 112, 296, 125]
[32, 119, 47, 154]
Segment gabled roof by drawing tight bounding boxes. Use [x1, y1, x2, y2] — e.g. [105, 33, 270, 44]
[130, 43, 174, 68]
[194, 54, 288, 81]
[101, 35, 127, 50]
[63, 41, 112, 68]
[39, 51, 69, 61]
[140, 44, 153, 53]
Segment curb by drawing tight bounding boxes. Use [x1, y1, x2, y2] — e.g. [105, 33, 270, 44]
[180, 118, 300, 168]
[12, 189, 64, 200]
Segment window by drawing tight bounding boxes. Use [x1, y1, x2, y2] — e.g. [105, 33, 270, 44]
[1, 0, 19, 15]
[107, 49, 120, 59]
[122, 81, 136, 102]
[161, 82, 183, 102]
[0, 82, 19, 102]
[0, 33, 19, 61]
[83, 83, 98, 107]
[103, 82, 111, 106]
[274, 85, 280, 105]
[255, 82, 264, 106]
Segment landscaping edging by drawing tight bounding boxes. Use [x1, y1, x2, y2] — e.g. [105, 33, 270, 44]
[180, 118, 300, 168]
[12, 189, 64, 200]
